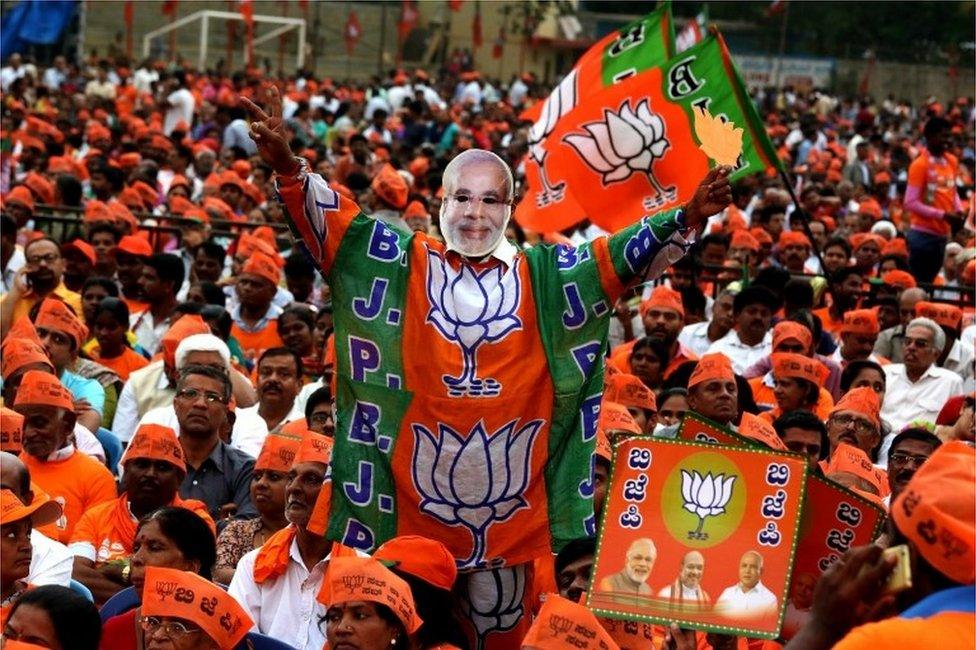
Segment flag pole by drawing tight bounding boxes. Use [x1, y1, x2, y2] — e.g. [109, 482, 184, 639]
[777, 167, 827, 275]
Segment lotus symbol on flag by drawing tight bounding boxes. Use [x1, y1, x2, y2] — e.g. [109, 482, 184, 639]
[563, 98, 677, 209]
[426, 248, 522, 397]
[680, 469, 736, 540]
[460, 565, 527, 650]
[412, 418, 542, 569]
[527, 69, 578, 206]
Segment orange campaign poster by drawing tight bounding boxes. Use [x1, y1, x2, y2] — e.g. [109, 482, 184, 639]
[588, 436, 808, 639]
[676, 412, 757, 447]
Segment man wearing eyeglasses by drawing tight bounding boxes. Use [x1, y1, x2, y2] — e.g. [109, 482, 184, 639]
[173, 364, 256, 523]
[0, 237, 83, 339]
[884, 427, 941, 507]
[880, 317, 963, 458]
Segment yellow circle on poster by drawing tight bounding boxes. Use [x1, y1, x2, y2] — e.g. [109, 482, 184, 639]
[662, 451, 746, 548]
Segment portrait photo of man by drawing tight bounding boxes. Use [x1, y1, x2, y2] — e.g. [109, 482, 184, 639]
[598, 537, 657, 597]
[715, 550, 778, 618]
[657, 550, 711, 610]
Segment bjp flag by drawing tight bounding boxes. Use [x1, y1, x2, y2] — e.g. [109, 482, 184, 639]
[536, 31, 783, 234]
[516, 3, 676, 234]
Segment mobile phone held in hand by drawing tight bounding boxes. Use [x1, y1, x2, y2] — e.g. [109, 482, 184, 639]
[882, 544, 912, 595]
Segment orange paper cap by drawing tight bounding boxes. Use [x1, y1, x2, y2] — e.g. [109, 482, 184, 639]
[915, 301, 963, 331]
[241, 250, 281, 286]
[1, 407, 24, 452]
[371, 163, 409, 210]
[62, 238, 96, 266]
[881, 238, 908, 259]
[599, 401, 641, 436]
[881, 269, 917, 290]
[827, 442, 887, 496]
[738, 412, 787, 451]
[403, 200, 428, 219]
[891, 441, 975, 584]
[0, 488, 62, 527]
[141, 567, 252, 649]
[122, 423, 186, 473]
[772, 321, 813, 352]
[255, 432, 301, 472]
[841, 309, 880, 336]
[595, 427, 613, 462]
[850, 232, 885, 251]
[522, 594, 619, 649]
[730, 229, 760, 252]
[1, 338, 53, 380]
[4, 186, 35, 213]
[373, 535, 458, 591]
[687, 352, 735, 389]
[35, 297, 88, 350]
[830, 386, 881, 430]
[7, 316, 42, 346]
[117, 234, 153, 257]
[771, 352, 828, 385]
[294, 432, 333, 467]
[160, 314, 211, 369]
[12, 370, 73, 411]
[317, 556, 422, 634]
[779, 230, 811, 249]
[280, 418, 311, 438]
[639, 285, 684, 318]
[604, 373, 656, 412]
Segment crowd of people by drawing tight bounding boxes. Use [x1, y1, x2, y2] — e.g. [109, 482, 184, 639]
[0, 38, 973, 650]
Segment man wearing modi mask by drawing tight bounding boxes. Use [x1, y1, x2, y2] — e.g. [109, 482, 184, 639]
[242, 87, 732, 646]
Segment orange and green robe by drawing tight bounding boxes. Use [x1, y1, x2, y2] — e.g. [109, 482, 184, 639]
[279, 166, 696, 569]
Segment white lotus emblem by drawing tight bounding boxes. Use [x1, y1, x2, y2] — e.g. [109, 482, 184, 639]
[681, 469, 736, 540]
[460, 565, 527, 650]
[426, 248, 522, 397]
[412, 419, 541, 569]
[527, 69, 578, 206]
[563, 98, 677, 210]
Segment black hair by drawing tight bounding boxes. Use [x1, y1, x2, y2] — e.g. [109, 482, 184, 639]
[733, 285, 781, 315]
[879, 253, 910, 271]
[661, 361, 697, 392]
[145, 253, 186, 296]
[679, 285, 707, 318]
[24, 236, 63, 256]
[923, 116, 951, 140]
[840, 360, 886, 393]
[284, 252, 316, 279]
[631, 336, 672, 369]
[86, 221, 121, 243]
[173, 302, 203, 317]
[0, 215, 16, 239]
[304, 385, 334, 422]
[823, 236, 852, 258]
[752, 267, 792, 298]
[829, 266, 862, 287]
[192, 281, 229, 307]
[177, 363, 232, 403]
[196, 240, 226, 262]
[736, 375, 759, 415]
[783, 279, 814, 311]
[257, 346, 304, 378]
[888, 427, 942, 460]
[280, 304, 316, 331]
[788, 309, 822, 346]
[200, 304, 232, 338]
[699, 232, 730, 252]
[773, 409, 829, 460]
[137, 506, 217, 579]
[81, 276, 120, 299]
[94, 297, 131, 329]
[7, 585, 101, 650]
[555, 537, 597, 576]
[55, 174, 83, 207]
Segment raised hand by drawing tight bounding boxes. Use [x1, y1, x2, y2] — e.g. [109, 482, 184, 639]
[683, 166, 733, 230]
[238, 86, 300, 177]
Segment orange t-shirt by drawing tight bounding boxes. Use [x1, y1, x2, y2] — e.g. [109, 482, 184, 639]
[122, 297, 149, 315]
[231, 319, 283, 362]
[812, 306, 844, 338]
[70, 493, 214, 563]
[22, 451, 118, 544]
[907, 151, 959, 237]
[834, 612, 974, 649]
[89, 346, 150, 381]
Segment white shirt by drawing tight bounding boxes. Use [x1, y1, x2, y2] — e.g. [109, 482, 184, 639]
[73, 423, 106, 463]
[112, 361, 170, 443]
[129, 309, 173, 356]
[364, 95, 392, 120]
[881, 363, 964, 433]
[228, 532, 366, 650]
[164, 88, 195, 135]
[2, 246, 25, 293]
[28, 530, 73, 587]
[293, 379, 325, 416]
[942, 339, 975, 391]
[716, 581, 778, 617]
[0, 65, 26, 92]
[387, 84, 413, 110]
[705, 330, 773, 375]
[133, 67, 159, 94]
[656, 582, 705, 600]
[679, 321, 725, 358]
[231, 403, 302, 459]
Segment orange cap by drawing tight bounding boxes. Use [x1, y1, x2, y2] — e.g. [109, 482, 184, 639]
[779, 230, 811, 249]
[730, 229, 760, 252]
[1, 407, 24, 452]
[891, 441, 975, 584]
[595, 426, 613, 461]
[604, 373, 656, 412]
[829, 386, 880, 430]
[373, 535, 458, 591]
[280, 418, 312, 438]
[371, 164, 409, 210]
[318, 556, 422, 633]
[771, 352, 828, 386]
[62, 239, 96, 266]
[403, 200, 428, 219]
[35, 297, 88, 350]
[881, 269, 917, 290]
[750, 227, 773, 246]
[160, 314, 212, 369]
[84, 199, 114, 223]
[141, 567, 252, 649]
[117, 234, 153, 257]
[183, 207, 210, 225]
[294, 432, 333, 466]
[8, 314, 42, 346]
[1, 338, 53, 381]
[4, 186, 35, 213]
[881, 238, 908, 259]
[850, 232, 885, 251]
[826, 442, 887, 496]
[687, 353, 735, 389]
[841, 309, 880, 336]
[12, 370, 73, 412]
[0, 488, 62, 527]
[255, 432, 302, 472]
[522, 594, 618, 649]
[639, 285, 684, 318]
[772, 321, 812, 352]
[167, 195, 194, 215]
[130, 181, 158, 207]
[118, 152, 142, 169]
[738, 412, 787, 451]
[915, 301, 963, 331]
[118, 187, 147, 210]
[251, 226, 279, 252]
[121, 423, 186, 473]
[241, 250, 281, 286]
[598, 401, 642, 436]
[23, 173, 54, 204]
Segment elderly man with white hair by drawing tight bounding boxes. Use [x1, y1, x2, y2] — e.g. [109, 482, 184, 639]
[880, 317, 964, 450]
[242, 88, 732, 645]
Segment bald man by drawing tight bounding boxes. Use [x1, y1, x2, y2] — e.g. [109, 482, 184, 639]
[657, 550, 710, 609]
[716, 550, 778, 618]
[0, 451, 73, 586]
[598, 538, 656, 597]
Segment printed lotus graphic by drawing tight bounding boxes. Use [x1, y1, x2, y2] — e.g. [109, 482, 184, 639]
[412, 418, 542, 568]
[426, 248, 522, 397]
[681, 470, 736, 540]
[563, 98, 677, 209]
[527, 69, 578, 206]
[460, 565, 527, 650]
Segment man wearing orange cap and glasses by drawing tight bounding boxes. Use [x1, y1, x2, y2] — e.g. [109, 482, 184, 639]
[786, 442, 975, 649]
[0, 487, 63, 625]
[69, 423, 214, 603]
[243, 87, 731, 646]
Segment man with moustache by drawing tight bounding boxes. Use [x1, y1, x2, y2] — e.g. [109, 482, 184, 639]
[658, 550, 711, 610]
[598, 538, 657, 597]
[706, 286, 779, 374]
[0, 237, 83, 337]
[232, 348, 304, 458]
[884, 428, 941, 507]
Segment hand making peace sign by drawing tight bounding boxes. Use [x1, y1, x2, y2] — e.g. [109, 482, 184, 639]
[238, 85, 301, 177]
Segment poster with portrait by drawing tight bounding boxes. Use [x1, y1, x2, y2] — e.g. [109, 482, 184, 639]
[588, 436, 808, 639]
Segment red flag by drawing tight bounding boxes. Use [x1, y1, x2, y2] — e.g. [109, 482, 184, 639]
[492, 24, 505, 60]
[448, 0, 463, 11]
[161, 0, 177, 15]
[240, 0, 254, 66]
[472, 1, 483, 49]
[344, 11, 362, 56]
[124, 1, 134, 58]
[767, 0, 787, 15]
[398, 0, 418, 44]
